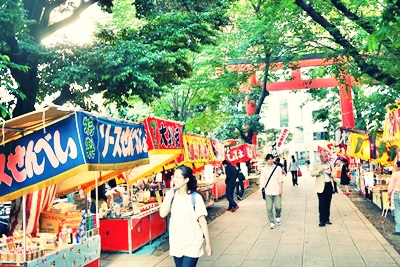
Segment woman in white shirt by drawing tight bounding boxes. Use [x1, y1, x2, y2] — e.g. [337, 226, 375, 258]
[160, 166, 212, 267]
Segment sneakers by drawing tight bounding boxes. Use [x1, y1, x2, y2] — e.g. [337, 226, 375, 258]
[270, 223, 275, 229]
[276, 217, 281, 225]
[237, 195, 243, 200]
[231, 206, 239, 212]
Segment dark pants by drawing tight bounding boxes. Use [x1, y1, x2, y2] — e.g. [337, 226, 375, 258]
[226, 184, 238, 209]
[173, 256, 199, 267]
[236, 181, 244, 197]
[291, 171, 298, 185]
[317, 182, 333, 223]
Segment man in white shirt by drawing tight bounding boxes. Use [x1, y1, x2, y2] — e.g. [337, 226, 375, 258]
[258, 154, 284, 229]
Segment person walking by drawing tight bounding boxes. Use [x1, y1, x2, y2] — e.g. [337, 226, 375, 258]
[259, 154, 284, 229]
[235, 162, 245, 200]
[159, 165, 212, 267]
[283, 157, 288, 174]
[310, 151, 335, 227]
[275, 157, 287, 175]
[388, 161, 400, 235]
[288, 155, 299, 186]
[222, 160, 239, 212]
[340, 158, 351, 195]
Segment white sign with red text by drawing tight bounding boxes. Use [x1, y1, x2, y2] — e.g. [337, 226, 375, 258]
[277, 128, 289, 148]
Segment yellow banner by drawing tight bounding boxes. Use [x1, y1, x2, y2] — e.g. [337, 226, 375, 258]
[383, 103, 400, 141]
[183, 135, 216, 163]
[346, 133, 370, 160]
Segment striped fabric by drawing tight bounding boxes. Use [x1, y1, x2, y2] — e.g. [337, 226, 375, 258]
[8, 185, 57, 236]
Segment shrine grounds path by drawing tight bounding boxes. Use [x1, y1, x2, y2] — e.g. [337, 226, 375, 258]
[101, 169, 400, 267]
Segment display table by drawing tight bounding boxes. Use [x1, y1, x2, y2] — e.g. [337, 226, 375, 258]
[99, 206, 166, 254]
[372, 184, 389, 209]
[198, 183, 214, 208]
[0, 235, 100, 267]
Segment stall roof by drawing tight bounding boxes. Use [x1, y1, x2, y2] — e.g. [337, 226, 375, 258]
[0, 106, 149, 202]
[1, 107, 74, 145]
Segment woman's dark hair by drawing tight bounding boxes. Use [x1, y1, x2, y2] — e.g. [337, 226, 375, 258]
[176, 165, 197, 193]
[108, 178, 117, 188]
[342, 158, 348, 165]
[291, 155, 296, 162]
[90, 183, 107, 201]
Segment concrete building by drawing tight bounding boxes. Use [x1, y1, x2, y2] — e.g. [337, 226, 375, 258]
[259, 90, 329, 165]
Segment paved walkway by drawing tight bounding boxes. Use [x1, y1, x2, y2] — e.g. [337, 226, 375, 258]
[101, 169, 400, 267]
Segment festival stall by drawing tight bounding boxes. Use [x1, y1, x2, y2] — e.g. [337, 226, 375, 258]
[0, 107, 149, 267]
[180, 134, 216, 208]
[336, 101, 400, 210]
[98, 117, 184, 254]
[212, 143, 256, 199]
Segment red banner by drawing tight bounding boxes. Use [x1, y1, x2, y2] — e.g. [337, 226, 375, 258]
[226, 144, 257, 165]
[277, 127, 289, 148]
[143, 117, 184, 151]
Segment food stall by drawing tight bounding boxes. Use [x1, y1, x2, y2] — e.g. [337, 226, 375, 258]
[0, 107, 149, 267]
[180, 134, 217, 207]
[98, 117, 184, 254]
[213, 143, 256, 198]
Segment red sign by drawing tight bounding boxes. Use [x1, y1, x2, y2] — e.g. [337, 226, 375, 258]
[143, 117, 183, 151]
[226, 144, 257, 165]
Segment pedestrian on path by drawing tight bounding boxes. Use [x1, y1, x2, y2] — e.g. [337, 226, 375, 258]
[259, 154, 284, 229]
[222, 160, 239, 212]
[235, 162, 245, 200]
[340, 158, 351, 195]
[310, 151, 335, 227]
[275, 157, 287, 175]
[159, 165, 212, 267]
[288, 155, 299, 186]
[388, 161, 400, 235]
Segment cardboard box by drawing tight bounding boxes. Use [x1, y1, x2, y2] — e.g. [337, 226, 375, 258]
[39, 211, 82, 233]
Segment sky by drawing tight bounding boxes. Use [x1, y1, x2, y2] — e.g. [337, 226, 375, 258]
[42, 5, 110, 45]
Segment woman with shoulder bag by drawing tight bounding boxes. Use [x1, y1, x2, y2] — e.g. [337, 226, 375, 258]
[288, 155, 299, 186]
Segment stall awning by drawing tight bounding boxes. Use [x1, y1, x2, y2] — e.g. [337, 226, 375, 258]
[125, 117, 184, 186]
[0, 107, 149, 202]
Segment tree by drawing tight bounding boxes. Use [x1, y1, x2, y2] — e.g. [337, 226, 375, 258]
[290, 0, 400, 132]
[1, 0, 114, 119]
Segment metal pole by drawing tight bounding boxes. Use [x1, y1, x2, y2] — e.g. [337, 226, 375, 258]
[22, 195, 27, 262]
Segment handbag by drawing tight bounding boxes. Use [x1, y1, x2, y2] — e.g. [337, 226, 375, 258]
[262, 165, 278, 200]
[297, 168, 302, 177]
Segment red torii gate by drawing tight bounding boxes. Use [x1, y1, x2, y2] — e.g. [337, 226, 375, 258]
[228, 56, 355, 144]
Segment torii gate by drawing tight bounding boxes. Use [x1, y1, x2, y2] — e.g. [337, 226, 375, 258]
[229, 55, 355, 144]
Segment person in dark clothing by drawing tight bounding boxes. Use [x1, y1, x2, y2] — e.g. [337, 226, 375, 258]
[222, 160, 239, 212]
[275, 158, 287, 175]
[90, 183, 107, 213]
[340, 158, 351, 195]
[235, 162, 245, 200]
[283, 157, 288, 174]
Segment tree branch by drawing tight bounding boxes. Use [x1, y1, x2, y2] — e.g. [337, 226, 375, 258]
[330, 0, 376, 34]
[37, 0, 97, 41]
[295, 0, 397, 86]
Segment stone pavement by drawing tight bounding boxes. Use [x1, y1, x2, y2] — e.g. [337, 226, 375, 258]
[101, 168, 400, 267]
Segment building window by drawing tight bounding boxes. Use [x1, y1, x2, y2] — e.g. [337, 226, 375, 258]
[280, 98, 288, 127]
[313, 132, 328, 140]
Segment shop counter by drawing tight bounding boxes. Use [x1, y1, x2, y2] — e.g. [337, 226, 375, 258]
[0, 235, 100, 267]
[372, 184, 389, 210]
[212, 177, 250, 201]
[212, 178, 226, 200]
[99, 206, 166, 254]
